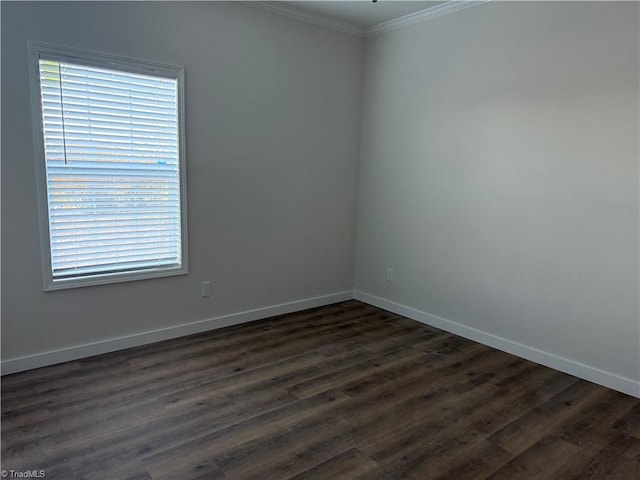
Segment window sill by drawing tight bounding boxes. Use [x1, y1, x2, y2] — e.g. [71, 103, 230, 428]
[43, 265, 188, 291]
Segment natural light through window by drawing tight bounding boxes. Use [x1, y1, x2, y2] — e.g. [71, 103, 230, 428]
[31, 43, 188, 289]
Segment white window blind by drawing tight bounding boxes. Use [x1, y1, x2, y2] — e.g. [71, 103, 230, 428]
[33, 46, 187, 288]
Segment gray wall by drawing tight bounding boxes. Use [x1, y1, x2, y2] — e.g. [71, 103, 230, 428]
[356, 2, 639, 386]
[2, 1, 639, 394]
[1, 2, 363, 362]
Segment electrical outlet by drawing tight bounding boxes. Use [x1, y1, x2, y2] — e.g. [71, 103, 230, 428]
[201, 281, 211, 297]
[386, 268, 394, 282]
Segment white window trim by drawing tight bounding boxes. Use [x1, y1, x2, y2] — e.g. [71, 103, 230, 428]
[28, 41, 189, 291]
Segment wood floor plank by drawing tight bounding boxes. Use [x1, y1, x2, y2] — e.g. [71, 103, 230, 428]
[605, 454, 640, 480]
[556, 388, 639, 455]
[288, 448, 383, 480]
[613, 402, 640, 439]
[505, 435, 592, 479]
[570, 432, 640, 480]
[213, 420, 355, 479]
[2, 300, 638, 479]
[487, 381, 613, 455]
[141, 389, 350, 479]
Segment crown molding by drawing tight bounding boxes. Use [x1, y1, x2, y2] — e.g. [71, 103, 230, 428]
[239, 1, 367, 37]
[366, 1, 491, 37]
[239, 1, 490, 39]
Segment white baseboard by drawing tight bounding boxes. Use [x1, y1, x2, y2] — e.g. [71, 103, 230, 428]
[0, 291, 353, 375]
[4, 288, 639, 399]
[354, 290, 640, 399]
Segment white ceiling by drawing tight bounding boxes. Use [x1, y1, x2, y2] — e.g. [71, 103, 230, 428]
[284, 1, 446, 29]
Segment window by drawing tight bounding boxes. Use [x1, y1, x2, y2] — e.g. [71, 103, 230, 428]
[29, 42, 188, 290]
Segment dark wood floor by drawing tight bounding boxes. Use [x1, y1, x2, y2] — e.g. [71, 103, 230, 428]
[2, 301, 639, 479]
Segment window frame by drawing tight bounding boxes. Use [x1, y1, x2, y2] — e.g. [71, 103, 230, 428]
[28, 41, 189, 291]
